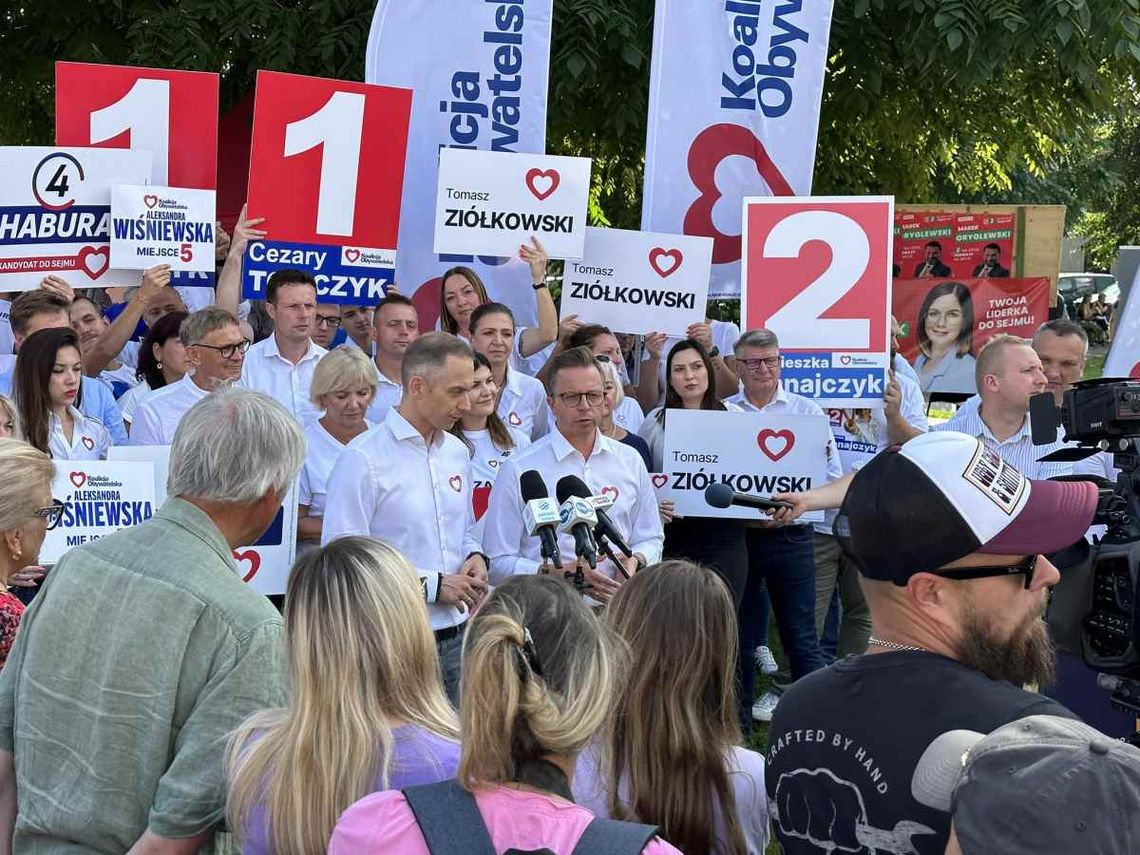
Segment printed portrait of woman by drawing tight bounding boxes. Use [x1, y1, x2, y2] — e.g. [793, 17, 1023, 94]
[913, 281, 977, 395]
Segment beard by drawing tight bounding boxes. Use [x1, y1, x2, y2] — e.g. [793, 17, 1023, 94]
[957, 599, 1057, 689]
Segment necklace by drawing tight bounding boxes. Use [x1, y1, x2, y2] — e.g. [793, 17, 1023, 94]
[867, 636, 928, 653]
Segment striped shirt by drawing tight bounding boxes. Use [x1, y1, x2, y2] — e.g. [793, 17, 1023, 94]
[933, 397, 1073, 479]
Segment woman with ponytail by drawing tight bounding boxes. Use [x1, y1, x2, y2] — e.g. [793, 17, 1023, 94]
[331, 574, 681, 854]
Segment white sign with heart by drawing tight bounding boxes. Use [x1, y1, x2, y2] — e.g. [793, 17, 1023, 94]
[558, 227, 713, 336]
[110, 184, 217, 272]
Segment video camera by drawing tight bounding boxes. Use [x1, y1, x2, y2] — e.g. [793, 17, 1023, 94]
[1032, 379, 1140, 713]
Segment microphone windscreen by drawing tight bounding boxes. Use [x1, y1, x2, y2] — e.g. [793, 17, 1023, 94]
[556, 474, 592, 504]
[520, 470, 550, 503]
[704, 481, 733, 509]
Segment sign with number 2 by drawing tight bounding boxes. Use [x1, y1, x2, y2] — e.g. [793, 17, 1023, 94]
[741, 197, 893, 408]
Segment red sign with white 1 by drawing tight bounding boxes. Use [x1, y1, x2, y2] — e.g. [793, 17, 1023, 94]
[55, 62, 219, 189]
[741, 196, 894, 408]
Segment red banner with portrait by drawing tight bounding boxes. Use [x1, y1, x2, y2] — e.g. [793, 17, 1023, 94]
[894, 212, 1016, 280]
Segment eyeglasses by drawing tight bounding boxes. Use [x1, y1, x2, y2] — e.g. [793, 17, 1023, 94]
[555, 391, 605, 407]
[193, 339, 251, 359]
[33, 499, 65, 531]
[315, 315, 342, 329]
[740, 356, 780, 372]
[934, 554, 1038, 590]
[924, 309, 963, 324]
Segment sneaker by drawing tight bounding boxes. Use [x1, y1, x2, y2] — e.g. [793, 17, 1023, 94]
[751, 690, 780, 722]
[755, 645, 778, 675]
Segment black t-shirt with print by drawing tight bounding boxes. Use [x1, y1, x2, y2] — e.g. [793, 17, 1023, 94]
[764, 651, 1076, 855]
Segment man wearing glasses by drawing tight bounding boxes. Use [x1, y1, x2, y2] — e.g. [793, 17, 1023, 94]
[129, 307, 250, 446]
[311, 302, 342, 350]
[765, 430, 1093, 855]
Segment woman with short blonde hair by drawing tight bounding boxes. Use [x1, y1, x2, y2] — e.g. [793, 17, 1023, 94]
[227, 536, 459, 855]
[0, 396, 22, 440]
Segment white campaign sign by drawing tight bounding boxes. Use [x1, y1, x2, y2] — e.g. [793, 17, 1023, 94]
[110, 185, 216, 272]
[433, 148, 591, 259]
[559, 227, 713, 336]
[0, 147, 152, 289]
[661, 409, 829, 520]
[41, 461, 157, 564]
[108, 445, 298, 596]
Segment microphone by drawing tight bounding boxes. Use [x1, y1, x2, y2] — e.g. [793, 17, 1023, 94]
[555, 476, 598, 569]
[705, 481, 793, 513]
[520, 470, 561, 568]
[558, 474, 635, 571]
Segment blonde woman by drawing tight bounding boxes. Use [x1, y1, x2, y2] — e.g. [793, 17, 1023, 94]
[575, 561, 768, 854]
[0, 396, 21, 440]
[597, 357, 652, 471]
[331, 574, 682, 854]
[227, 537, 460, 855]
[297, 347, 378, 547]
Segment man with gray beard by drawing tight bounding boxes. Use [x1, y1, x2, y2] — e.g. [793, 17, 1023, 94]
[764, 431, 1098, 855]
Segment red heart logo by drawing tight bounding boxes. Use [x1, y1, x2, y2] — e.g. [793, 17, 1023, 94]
[449, 474, 462, 492]
[1130, 361, 1140, 379]
[473, 484, 492, 521]
[81, 435, 95, 450]
[233, 549, 261, 582]
[77, 246, 110, 281]
[839, 355, 852, 366]
[651, 474, 668, 489]
[601, 485, 619, 503]
[69, 471, 86, 488]
[345, 248, 361, 262]
[508, 412, 522, 426]
[143, 194, 159, 209]
[525, 168, 560, 201]
[648, 248, 683, 278]
[683, 123, 794, 264]
[757, 429, 795, 462]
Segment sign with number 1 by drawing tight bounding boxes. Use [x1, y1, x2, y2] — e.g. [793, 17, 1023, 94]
[741, 197, 893, 408]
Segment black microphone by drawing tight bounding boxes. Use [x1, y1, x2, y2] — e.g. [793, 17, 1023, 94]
[520, 470, 560, 565]
[558, 474, 635, 562]
[555, 475, 598, 569]
[705, 481, 793, 513]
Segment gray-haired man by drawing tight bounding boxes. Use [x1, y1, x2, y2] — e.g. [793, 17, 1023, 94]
[0, 388, 304, 853]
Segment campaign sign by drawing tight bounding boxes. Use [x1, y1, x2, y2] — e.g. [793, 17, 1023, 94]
[559, 227, 713, 336]
[433, 148, 591, 259]
[243, 70, 413, 306]
[108, 445, 298, 595]
[110, 185, 216, 272]
[0, 147, 152, 290]
[661, 409, 829, 521]
[41, 461, 156, 564]
[741, 196, 893, 408]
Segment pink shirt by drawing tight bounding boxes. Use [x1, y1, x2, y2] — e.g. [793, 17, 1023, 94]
[329, 784, 682, 854]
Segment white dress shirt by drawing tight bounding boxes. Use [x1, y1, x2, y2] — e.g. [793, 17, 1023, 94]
[321, 409, 480, 631]
[117, 380, 152, 426]
[128, 373, 209, 446]
[612, 396, 645, 433]
[934, 399, 1073, 479]
[496, 367, 549, 440]
[298, 418, 377, 517]
[239, 334, 327, 423]
[482, 428, 665, 585]
[49, 406, 111, 460]
[365, 364, 403, 423]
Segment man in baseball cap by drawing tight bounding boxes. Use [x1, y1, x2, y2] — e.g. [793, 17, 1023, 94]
[911, 714, 1140, 853]
[765, 431, 1098, 855]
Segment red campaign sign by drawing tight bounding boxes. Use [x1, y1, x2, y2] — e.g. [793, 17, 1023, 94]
[893, 211, 1017, 280]
[55, 62, 219, 189]
[894, 212, 954, 278]
[246, 70, 412, 249]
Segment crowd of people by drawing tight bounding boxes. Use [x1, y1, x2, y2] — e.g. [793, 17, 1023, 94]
[0, 216, 1132, 854]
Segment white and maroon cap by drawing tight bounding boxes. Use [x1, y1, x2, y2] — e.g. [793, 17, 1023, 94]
[834, 431, 1098, 584]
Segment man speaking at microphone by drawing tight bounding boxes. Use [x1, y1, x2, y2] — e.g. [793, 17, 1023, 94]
[482, 346, 663, 600]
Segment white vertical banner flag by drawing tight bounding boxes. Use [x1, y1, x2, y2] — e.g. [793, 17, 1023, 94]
[641, 0, 835, 298]
[365, 0, 554, 330]
[1104, 265, 1140, 378]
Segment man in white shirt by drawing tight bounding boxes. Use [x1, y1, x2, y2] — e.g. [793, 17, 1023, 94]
[130, 308, 248, 445]
[482, 345, 664, 600]
[366, 293, 418, 422]
[726, 328, 839, 727]
[240, 269, 326, 423]
[311, 302, 341, 350]
[339, 304, 374, 352]
[321, 332, 486, 702]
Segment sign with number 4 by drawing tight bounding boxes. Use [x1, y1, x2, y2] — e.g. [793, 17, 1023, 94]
[741, 196, 893, 408]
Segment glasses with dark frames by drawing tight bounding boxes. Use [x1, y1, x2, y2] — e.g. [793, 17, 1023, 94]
[33, 499, 66, 531]
[934, 554, 1039, 590]
[193, 339, 251, 359]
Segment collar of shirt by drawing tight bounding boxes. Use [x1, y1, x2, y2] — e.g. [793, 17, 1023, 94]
[155, 496, 236, 572]
[955, 402, 1031, 446]
[731, 384, 789, 411]
[386, 407, 444, 451]
[373, 361, 401, 389]
[263, 334, 325, 366]
[549, 426, 612, 463]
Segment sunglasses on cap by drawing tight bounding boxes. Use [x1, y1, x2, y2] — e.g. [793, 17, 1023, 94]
[933, 554, 1038, 590]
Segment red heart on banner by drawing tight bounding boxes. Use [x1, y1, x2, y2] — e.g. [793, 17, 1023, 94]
[449, 474, 463, 492]
[233, 549, 261, 582]
[69, 471, 86, 489]
[651, 474, 668, 489]
[757, 429, 795, 462]
[601, 485, 620, 503]
[143, 194, 159, 209]
[525, 168, 560, 201]
[81, 435, 95, 450]
[648, 248, 683, 278]
[345, 248, 361, 262]
[77, 246, 110, 281]
[1130, 362, 1140, 379]
[839, 355, 852, 366]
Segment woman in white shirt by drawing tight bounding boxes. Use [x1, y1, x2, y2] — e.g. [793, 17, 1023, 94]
[467, 302, 549, 439]
[14, 327, 110, 461]
[118, 310, 190, 430]
[297, 347, 378, 550]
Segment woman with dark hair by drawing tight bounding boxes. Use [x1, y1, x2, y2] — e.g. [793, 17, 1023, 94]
[467, 302, 549, 439]
[14, 327, 110, 460]
[913, 281, 977, 395]
[637, 339, 746, 605]
[117, 310, 190, 429]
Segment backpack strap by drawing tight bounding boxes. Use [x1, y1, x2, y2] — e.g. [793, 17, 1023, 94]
[572, 817, 661, 855]
[402, 779, 497, 855]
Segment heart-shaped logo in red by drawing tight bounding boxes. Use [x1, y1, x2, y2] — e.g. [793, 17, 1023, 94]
[683, 124, 794, 264]
[77, 246, 110, 281]
[81, 435, 95, 450]
[651, 474, 668, 489]
[449, 474, 462, 492]
[345, 248, 361, 262]
[1130, 361, 1140, 379]
[757, 429, 795, 462]
[69, 471, 86, 488]
[839, 355, 852, 366]
[233, 549, 261, 582]
[473, 484, 492, 521]
[525, 168, 560, 201]
[600, 485, 620, 503]
[143, 194, 159, 209]
[648, 247, 683, 278]
[508, 412, 522, 426]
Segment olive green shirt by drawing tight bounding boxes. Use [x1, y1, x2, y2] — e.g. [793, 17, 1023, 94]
[0, 497, 285, 853]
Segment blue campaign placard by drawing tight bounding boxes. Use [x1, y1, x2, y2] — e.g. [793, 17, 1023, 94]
[241, 239, 394, 306]
[171, 270, 215, 288]
[778, 351, 889, 404]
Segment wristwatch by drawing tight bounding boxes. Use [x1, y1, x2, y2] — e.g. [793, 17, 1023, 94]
[708, 346, 720, 358]
[532, 280, 548, 290]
